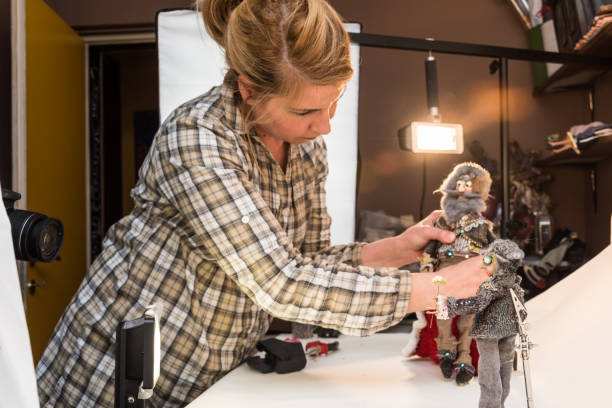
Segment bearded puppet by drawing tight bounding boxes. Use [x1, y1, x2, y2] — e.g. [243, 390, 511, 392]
[402, 162, 495, 386]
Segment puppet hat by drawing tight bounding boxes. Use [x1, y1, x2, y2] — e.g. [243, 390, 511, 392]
[437, 162, 492, 199]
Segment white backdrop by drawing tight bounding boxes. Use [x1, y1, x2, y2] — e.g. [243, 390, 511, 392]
[157, 10, 360, 245]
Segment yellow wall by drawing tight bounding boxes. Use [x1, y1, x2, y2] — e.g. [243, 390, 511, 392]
[25, 0, 86, 362]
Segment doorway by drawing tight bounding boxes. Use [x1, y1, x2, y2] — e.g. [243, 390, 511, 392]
[88, 43, 159, 261]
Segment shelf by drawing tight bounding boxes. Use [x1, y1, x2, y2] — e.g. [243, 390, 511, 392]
[537, 136, 612, 166]
[534, 19, 612, 94]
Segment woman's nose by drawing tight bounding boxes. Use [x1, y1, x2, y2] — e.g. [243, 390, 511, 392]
[311, 110, 331, 135]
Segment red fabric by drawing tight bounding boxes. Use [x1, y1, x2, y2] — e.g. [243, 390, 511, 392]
[305, 341, 328, 355]
[413, 313, 479, 374]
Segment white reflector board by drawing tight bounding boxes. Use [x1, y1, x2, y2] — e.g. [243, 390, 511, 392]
[157, 9, 360, 245]
[0, 183, 39, 408]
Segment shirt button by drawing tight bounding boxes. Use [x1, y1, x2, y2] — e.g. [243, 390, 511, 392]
[251, 305, 258, 312]
[241, 216, 250, 224]
[282, 208, 289, 217]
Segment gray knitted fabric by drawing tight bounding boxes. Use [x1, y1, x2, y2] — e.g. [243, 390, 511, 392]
[476, 336, 516, 408]
[447, 239, 526, 339]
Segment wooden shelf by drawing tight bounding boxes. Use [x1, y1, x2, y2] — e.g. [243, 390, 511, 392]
[534, 20, 612, 95]
[537, 136, 612, 166]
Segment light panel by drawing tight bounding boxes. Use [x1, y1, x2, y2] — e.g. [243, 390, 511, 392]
[398, 121, 463, 154]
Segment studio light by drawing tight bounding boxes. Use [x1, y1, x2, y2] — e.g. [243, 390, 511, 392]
[115, 304, 161, 408]
[398, 49, 463, 154]
[399, 121, 463, 154]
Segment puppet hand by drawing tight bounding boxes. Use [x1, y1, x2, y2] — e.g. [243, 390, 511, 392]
[436, 295, 450, 319]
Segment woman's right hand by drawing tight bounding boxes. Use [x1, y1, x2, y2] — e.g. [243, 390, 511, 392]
[406, 255, 492, 313]
[439, 256, 493, 299]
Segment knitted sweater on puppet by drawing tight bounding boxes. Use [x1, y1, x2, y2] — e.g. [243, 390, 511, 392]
[447, 274, 526, 339]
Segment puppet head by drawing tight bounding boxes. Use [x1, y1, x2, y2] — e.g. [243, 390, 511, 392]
[437, 162, 492, 223]
[482, 239, 524, 287]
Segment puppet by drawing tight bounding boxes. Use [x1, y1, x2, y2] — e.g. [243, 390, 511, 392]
[403, 162, 495, 386]
[547, 122, 612, 154]
[436, 239, 526, 408]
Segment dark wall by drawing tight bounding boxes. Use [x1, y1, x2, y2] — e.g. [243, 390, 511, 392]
[328, 0, 587, 210]
[41, 0, 612, 253]
[44, 0, 192, 27]
[329, 0, 610, 252]
[1, 0, 11, 189]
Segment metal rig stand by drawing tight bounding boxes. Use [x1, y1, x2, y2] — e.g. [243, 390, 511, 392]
[510, 288, 535, 408]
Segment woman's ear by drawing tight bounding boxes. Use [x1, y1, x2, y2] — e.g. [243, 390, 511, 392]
[237, 75, 255, 105]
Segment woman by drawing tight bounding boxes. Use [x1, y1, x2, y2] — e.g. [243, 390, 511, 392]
[36, 0, 490, 406]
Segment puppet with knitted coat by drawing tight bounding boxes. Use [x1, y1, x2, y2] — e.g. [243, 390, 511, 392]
[402, 162, 495, 386]
[436, 239, 526, 408]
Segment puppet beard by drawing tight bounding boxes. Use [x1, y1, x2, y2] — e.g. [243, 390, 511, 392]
[441, 195, 486, 224]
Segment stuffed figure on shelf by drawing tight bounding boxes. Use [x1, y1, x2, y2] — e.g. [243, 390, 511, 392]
[436, 239, 526, 408]
[402, 162, 495, 386]
[547, 121, 612, 154]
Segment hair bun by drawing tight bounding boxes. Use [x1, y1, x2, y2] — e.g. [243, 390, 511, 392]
[200, 0, 244, 47]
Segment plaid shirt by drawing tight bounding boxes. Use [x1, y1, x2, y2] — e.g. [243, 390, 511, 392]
[36, 82, 412, 407]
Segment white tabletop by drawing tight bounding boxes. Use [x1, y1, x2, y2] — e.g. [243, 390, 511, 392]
[188, 245, 612, 407]
[187, 332, 528, 408]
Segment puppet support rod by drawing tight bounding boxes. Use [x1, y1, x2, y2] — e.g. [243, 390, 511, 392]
[510, 288, 535, 408]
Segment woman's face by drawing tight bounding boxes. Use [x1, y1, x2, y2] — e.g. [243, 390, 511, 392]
[252, 82, 345, 145]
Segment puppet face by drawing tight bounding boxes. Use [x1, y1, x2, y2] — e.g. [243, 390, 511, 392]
[439, 162, 491, 199]
[455, 176, 474, 198]
[438, 162, 493, 222]
[482, 239, 524, 282]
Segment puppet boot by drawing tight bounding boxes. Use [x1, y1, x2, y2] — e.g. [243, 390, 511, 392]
[455, 363, 475, 386]
[437, 350, 456, 379]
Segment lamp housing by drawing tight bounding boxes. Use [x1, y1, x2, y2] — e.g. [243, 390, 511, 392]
[398, 121, 464, 154]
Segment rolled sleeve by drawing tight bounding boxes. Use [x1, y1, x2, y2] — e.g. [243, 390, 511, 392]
[300, 140, 331, 257]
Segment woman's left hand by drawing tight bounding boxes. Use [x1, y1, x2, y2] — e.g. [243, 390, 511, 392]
[398, 210, 456, 263]
[361, 210, 455, 268]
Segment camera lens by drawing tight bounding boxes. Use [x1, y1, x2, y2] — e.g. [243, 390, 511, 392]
[31, 217, 64, 262]
[9, 209, 64, 262]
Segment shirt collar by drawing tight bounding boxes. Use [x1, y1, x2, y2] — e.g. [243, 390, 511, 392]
[220, 79, 248, 136]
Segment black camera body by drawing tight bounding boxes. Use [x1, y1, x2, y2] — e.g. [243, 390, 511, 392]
[2, 189, 64, 263]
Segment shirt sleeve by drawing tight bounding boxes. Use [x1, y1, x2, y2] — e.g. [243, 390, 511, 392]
[299, 138, 365, 268]
[154, 116, 411, 336]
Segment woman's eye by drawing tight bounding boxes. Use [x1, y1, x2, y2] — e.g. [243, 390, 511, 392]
[456, 181, 465, 188]
[291, 110, 315, 116]
[466, 180, 473, 187]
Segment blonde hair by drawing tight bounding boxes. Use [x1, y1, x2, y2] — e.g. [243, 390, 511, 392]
[199, 0, 353, 129]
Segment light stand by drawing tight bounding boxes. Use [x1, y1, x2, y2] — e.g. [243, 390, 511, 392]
[398, 50, 463, 154]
